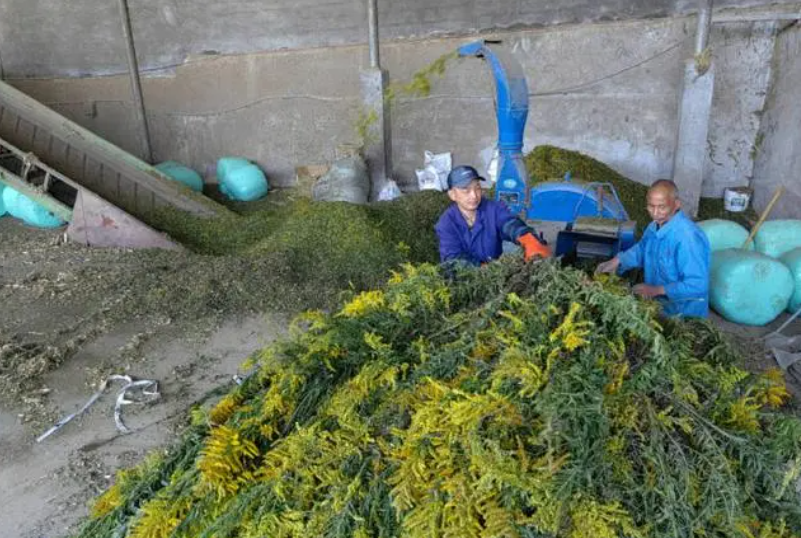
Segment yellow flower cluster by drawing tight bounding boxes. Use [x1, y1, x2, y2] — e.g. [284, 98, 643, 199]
[550, 302, 592, 352]
[339, 290, 385, 318]
[567, 497, 644, 538]
[197, 425, 260, 498]
[128, 497, 192, 538]
[755, 368, 790, 409]
[209, 394, 241, 425]
[90, 481, 123, 519]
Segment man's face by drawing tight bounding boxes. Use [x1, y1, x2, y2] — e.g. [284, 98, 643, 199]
[646, 188, 680, 226]
[448, 180, 482, 212]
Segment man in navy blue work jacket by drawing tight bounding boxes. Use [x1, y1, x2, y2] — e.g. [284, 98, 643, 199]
[595, 179, 710, 318]
[435, 165, 551, 267]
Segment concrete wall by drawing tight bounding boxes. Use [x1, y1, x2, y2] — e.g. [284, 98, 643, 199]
[0, 0, 777, 78]
[752, 22, 801, 218]
[8, 11, 785, 199]
[2, 3, 800, 217]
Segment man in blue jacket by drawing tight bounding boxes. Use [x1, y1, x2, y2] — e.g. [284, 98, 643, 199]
[595, 179, 710, 318]
[435, 165, 551, 267]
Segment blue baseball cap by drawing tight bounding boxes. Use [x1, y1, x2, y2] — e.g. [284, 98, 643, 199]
[447, 165, 483, 189]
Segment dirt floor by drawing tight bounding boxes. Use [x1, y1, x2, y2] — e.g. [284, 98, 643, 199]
[1, 216, 800, 538]
[0, 217, 288, 538]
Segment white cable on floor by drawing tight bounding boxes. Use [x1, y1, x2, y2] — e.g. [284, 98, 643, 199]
[36, 375, 159, 443]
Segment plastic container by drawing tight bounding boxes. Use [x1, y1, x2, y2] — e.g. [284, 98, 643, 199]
[723, 187, 751, 212]
[216, 157, 269, 202]
[710, 249, 793, 326]
[155, 161, 204, 192]
[2, 187, 66, 228]
[779, 247, 801, 314]
[753, 220, 801, 259]
[698, 219, 754, 252]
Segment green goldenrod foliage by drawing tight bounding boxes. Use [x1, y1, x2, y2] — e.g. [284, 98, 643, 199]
[74, 260, 801, 538]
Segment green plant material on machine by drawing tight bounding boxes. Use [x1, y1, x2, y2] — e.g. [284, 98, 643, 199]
[525, 145, 758, 232]
[73, 259, 801, 538]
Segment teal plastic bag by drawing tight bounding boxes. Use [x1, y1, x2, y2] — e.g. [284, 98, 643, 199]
[216, 157, 269, 202]
[2, 187, 66, 228]
[698, 219, 754, 252]
[155, 161, 204, 192]
[754, 220, 801, 258]
[780, 247, 801, 314]
[217, 157, 252, 178]
[0, 183, 6, 217]
[710, 249, 793, 326]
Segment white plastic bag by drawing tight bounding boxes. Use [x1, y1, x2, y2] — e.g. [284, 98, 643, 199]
[416, 151, 452, 191]
[415, 168, 440, 191]
[378, 180, 402, 201]
[486, 148, 500, 186]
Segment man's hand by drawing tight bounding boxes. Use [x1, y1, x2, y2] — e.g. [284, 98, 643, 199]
[632, 284, 665, 299]
[595, 257, 620, 275]
[518, 233, 552, 261]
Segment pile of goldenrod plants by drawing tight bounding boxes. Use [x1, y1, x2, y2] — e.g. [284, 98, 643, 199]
[75, 259, 801, 538]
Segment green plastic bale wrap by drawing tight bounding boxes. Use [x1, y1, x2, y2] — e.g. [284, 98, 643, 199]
[0, 183, 6, 216]
[710, 249, 793, 325]
[217, 157, 269, 202]
[155, 161, 204, 192]
[698, 219, 754, 252]
[2, 187, 66, 228]
[779, 247, 801, 314]
[753, 219, 801, 258]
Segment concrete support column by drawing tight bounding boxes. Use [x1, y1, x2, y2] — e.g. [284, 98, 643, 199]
[672, 0, 715, 217]
[361, 0, 392, 198]
[360, 69, 391, 198]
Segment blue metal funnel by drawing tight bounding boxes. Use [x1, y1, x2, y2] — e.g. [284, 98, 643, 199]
[459, 40, 529, 214]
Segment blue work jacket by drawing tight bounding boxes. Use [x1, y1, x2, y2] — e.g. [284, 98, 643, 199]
[618, 210, 711, 318]
[435, 199, 528, 266]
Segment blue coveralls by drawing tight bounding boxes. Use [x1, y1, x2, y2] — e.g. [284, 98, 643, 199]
[435, 199, 530, 266]
[617, 210, 711, 318]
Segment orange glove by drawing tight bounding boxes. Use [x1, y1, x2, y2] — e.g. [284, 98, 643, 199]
[518, 233, 552, 261]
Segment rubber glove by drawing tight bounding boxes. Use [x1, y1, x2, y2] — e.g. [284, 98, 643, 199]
[518, 233, 551, 261]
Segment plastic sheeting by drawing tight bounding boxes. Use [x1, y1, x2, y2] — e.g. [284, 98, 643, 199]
[698, 219, 754, 252]
[754, 220, 801, 258]
[710, 249, 793, 326]
[217, 157, 269, 202]
[156, 161, 204, 192]
[2, 187, 66, 228]
[780, 247, 801, 314]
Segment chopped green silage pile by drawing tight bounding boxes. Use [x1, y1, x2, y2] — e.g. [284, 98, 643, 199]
[72, 259, 801, 538]
[525, 146, 758, 231]
[139, 144, 758, 317]
[147, 190, 449, 312]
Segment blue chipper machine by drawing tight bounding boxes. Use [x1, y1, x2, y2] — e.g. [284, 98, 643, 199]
[457, 40, 636, 261]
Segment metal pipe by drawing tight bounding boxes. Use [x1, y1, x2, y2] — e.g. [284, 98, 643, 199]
[696, 0, 714, 55]
[117, 0, 153, 163]
[367, 0, 380, 68]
